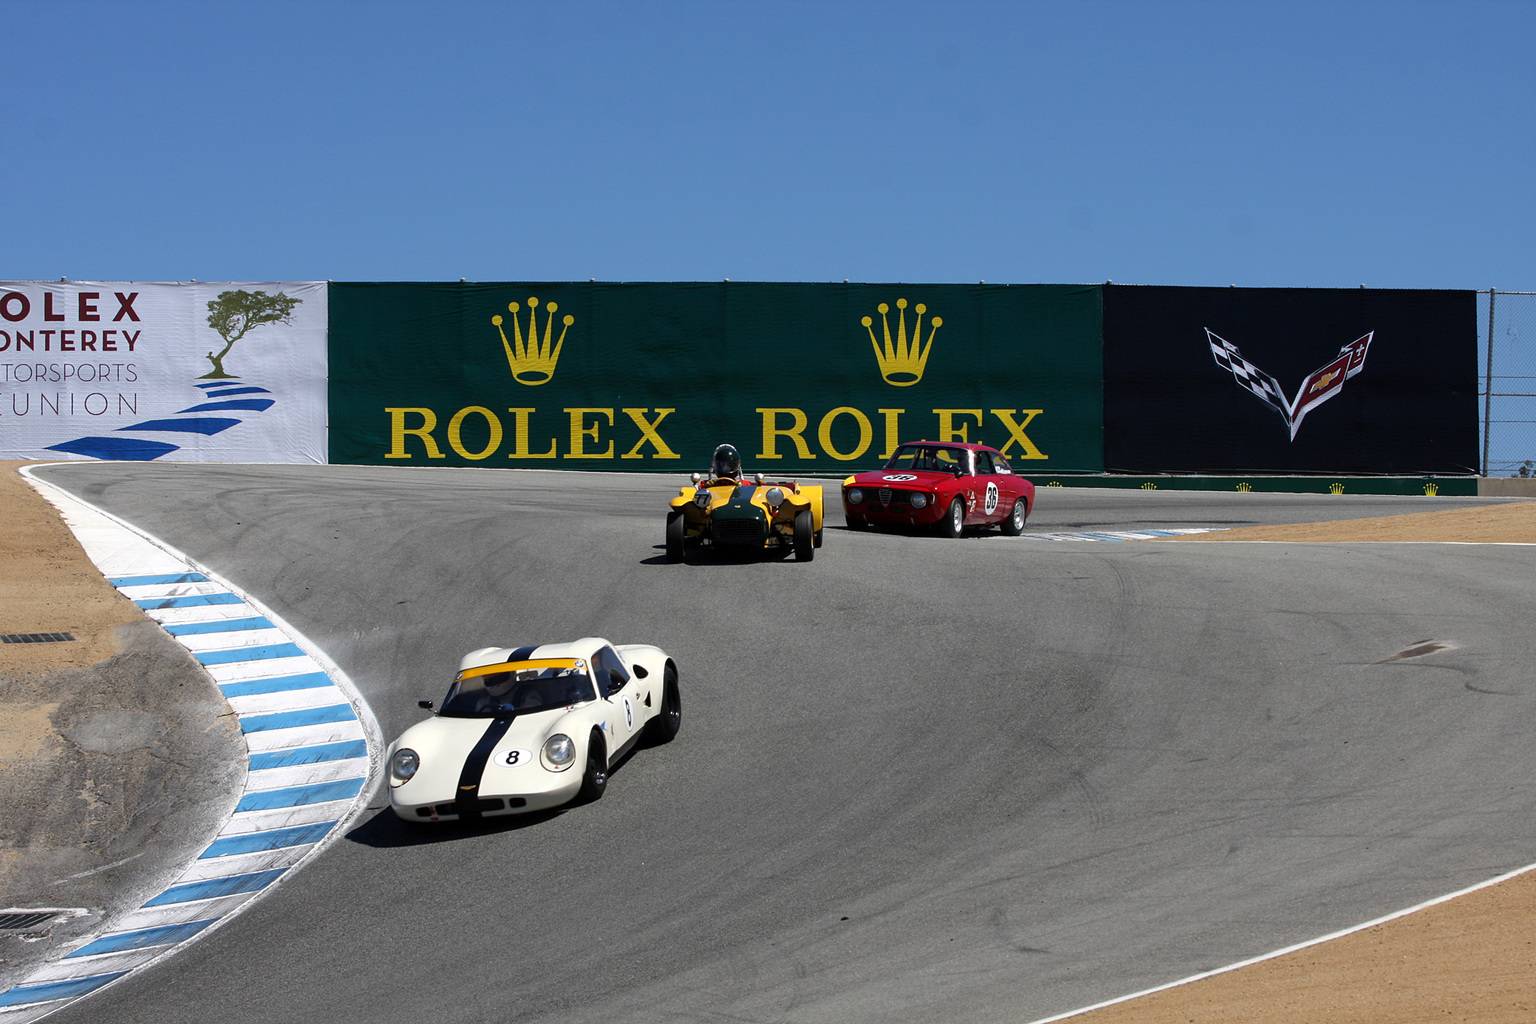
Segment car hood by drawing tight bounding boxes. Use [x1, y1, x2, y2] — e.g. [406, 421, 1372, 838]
[847, 469, 960, 487]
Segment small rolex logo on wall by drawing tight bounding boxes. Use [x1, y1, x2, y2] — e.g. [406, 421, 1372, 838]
[493, 297, 573, 385]
[863, 298, 939, 387]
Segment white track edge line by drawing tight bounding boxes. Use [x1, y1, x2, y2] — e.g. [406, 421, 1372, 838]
[1023, 856, 1536, 1022]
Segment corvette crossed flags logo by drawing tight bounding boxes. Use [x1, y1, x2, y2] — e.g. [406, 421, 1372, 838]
[1207, 329, 1374, 441]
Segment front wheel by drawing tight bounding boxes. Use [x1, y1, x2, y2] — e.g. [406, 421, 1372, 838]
[793, 509, 815, 561]
[1000, 498, 1027, 536]
[938, 498, 965, 539]
[665, 511, 684, 563]
[576, 734, 608, 804]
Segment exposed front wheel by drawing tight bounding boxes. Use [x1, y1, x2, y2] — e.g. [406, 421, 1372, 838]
[938, 498, 965, 538]
[793, 509, 815, 561]
[665, 512, 684, 563]
[1000, 498, 1027, 536]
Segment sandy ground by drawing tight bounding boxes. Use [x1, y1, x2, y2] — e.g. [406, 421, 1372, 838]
[1, 462, 1533, 1019]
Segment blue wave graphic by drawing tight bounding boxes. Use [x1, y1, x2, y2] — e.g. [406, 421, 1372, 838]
[46, 381, 276, 461]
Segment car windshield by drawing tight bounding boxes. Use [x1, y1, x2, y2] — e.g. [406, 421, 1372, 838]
[883, 444, 968, 473]
[439, 659, 597, 718]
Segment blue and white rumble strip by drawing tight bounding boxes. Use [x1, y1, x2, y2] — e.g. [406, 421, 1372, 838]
[1, 467, 380, 1022]
[1021, 528, 1225, 541]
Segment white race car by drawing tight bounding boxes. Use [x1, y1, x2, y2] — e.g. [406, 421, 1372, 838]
[386, 638, 680, 822]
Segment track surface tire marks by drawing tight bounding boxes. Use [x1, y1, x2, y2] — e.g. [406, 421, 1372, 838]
[29, 465, 1536, 1024]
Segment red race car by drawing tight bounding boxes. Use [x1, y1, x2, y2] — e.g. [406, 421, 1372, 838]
[841, 441, 1035, 537]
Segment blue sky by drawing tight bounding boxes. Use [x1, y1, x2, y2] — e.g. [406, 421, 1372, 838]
[2, 0, 1531, 289]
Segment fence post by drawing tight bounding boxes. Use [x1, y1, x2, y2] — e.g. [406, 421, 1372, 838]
[1483, 288, 1496, 477]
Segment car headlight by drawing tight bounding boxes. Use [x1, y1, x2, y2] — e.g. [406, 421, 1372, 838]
[693, 490, 711, 509]
[542, 733, 576, 771]
[390, 747, 419, 785]
[846, 488, 864, 504]
[910, 493, 928, 509]
[765, 486, 785, 507]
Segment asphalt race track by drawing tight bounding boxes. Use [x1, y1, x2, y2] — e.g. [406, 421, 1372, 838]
[31, 463, 1536, 1024]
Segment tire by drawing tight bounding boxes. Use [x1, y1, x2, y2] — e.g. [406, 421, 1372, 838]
[1000, 498, 1027, 536]
[576, 733, 608, 804]
[793, 509, 815, 561]
[645, 663, 681, 744]
[814, 529, 824, 548]
[938, 498, 965, 538]
[665, 511, 684, 563]
[845, 513, 868, 531]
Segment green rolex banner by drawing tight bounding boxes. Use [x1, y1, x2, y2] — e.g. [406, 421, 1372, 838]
[327, 282, 1103, 474]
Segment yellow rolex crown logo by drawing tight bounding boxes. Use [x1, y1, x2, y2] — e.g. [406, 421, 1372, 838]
[862, 298, 939, 387]
[492, 296, 573, 386]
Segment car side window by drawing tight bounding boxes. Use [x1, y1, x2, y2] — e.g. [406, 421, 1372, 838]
[992, 452, 1013, 474]
[973, 451, 994, 475]
[592, 646, 630, 696]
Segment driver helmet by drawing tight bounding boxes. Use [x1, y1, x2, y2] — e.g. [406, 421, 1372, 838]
[711, 443, 742, 481]
[484, 673, 517, 695]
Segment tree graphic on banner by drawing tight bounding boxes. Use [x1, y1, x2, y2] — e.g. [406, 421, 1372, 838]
[202, 289, 302, 379]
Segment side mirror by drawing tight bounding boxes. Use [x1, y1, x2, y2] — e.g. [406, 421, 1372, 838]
[690, 472, 702, 483]
[418, 700, 434, 710]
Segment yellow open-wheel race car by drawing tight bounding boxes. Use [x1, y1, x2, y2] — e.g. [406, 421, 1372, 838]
[665, 444, 824, 562]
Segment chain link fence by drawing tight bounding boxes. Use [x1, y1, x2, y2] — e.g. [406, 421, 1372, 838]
[1479, 289, 1536, 477]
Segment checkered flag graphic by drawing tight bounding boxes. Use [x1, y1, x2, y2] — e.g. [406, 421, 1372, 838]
[1207, 330, 1290, 418]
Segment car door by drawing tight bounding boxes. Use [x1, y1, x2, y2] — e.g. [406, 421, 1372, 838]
[592, 645, 640, 755]
[934, 446, 975, 523]
[971, 449, 1005, 523]
[988, 450, 1026, 519]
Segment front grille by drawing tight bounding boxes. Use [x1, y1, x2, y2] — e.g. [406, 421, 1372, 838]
[876, 489, 914, 507]
[417, 796, 527, 818]
[713, 519, 764, 545]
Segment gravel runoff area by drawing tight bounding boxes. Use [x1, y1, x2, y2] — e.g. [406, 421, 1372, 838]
[1, 459, 1534, 1022]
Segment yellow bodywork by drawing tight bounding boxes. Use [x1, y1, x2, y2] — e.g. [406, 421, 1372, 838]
[667, 477, 824, 554]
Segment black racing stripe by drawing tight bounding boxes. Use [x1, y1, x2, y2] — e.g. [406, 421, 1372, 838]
[505, 646, 539, 662]
[732, 486, 757, 503]
[455, 716, 516, 819]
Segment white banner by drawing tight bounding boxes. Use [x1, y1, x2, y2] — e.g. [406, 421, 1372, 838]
[0, 281, 327, 462]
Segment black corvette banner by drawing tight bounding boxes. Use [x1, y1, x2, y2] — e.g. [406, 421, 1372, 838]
[1102, 286, 1478, 475]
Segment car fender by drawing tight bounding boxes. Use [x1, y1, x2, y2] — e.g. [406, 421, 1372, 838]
[773, 485, 824, 530]
[614, 643, 670, 724]
[387, 715, 498, 806]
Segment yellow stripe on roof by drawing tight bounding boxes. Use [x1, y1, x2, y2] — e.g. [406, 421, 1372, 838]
[456, 658, 582, 681]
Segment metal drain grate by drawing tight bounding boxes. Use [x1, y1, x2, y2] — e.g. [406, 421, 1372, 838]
[0, 632, 76, 644]
[0, 912, 59, 930]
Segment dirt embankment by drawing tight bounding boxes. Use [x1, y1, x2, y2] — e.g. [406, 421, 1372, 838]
[1173, 500, 1536, 545]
